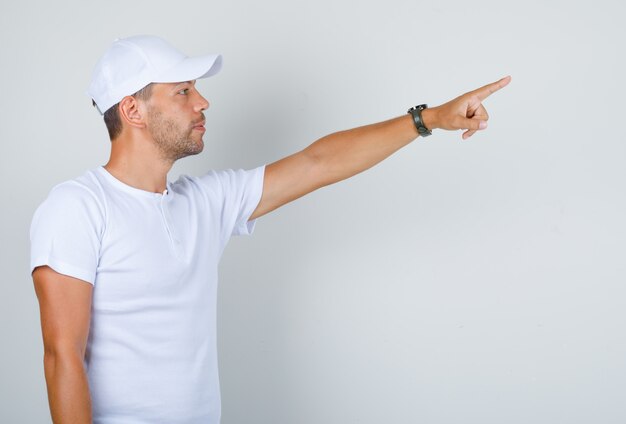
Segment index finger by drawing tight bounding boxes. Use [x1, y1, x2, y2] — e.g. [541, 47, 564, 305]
[472, 75, 512, 101]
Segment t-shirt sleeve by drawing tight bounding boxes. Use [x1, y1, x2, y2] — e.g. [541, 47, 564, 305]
[197, 165, 265, 238]
[29, 182, 105, 285]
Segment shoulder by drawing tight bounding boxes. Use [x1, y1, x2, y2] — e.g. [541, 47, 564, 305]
[32, 169, 107, 229]
[172, 166, 265, 194]
[30, 169, 108, 284]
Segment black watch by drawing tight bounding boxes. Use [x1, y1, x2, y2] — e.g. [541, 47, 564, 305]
[407, 104, 432, 137]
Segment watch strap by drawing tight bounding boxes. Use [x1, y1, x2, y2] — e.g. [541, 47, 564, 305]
[407, 104, 432, 137]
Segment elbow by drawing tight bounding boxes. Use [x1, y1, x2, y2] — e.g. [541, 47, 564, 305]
[301, 144, 333, 190]
[43, 341, 86, 368]
[42, 345, 87, 385]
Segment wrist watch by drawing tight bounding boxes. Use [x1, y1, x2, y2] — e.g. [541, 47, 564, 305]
[407, 104, 432, 137]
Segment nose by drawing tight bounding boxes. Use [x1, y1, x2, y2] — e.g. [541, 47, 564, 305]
[195, 91, 210, 112]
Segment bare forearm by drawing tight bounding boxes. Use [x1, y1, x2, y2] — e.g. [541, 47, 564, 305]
[44, 352, 92, 423]
[304, 114, 420, 187]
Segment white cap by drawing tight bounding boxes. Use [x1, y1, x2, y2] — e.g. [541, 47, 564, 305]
[87, 35, 222, 114]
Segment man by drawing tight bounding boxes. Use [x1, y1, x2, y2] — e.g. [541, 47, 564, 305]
[30, 35, 510, 423]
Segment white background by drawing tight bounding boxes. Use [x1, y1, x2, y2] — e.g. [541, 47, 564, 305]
[1, 0, 625, 423]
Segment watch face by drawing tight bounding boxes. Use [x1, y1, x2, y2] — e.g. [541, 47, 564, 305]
[407, 104, 428, 113]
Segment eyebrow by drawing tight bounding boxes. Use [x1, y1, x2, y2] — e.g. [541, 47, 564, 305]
[174, 80, 196, 87]
[169, 80, 196, 94]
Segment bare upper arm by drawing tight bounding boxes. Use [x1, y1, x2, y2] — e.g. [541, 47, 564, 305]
[32, 266, 93, 357]
[249, 150, 322, 221]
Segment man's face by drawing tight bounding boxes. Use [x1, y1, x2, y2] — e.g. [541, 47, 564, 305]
[143, 81, 209, 162]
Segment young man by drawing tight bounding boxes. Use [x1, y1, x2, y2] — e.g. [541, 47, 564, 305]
[30, 35, 510, 423]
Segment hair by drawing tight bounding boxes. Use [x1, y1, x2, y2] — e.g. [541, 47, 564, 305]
[95, 84, 154, 141]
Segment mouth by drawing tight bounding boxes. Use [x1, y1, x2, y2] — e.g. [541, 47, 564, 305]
[192, 120, 206, 133]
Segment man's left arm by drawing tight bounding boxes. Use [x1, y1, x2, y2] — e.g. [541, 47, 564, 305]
[249, 76, 511, 221]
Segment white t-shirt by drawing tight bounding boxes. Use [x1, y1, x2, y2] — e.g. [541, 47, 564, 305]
[30, 165, 265, 424]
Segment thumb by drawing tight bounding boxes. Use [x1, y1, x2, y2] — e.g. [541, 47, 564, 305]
[459, 117, 487, 131]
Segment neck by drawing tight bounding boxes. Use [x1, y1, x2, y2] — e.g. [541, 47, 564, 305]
[104, 133, 173, 194]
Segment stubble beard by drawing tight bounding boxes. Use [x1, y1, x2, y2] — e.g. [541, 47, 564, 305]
[147, 107, 204, 162]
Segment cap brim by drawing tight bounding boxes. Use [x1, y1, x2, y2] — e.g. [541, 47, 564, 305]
[154, 53, 222, 83]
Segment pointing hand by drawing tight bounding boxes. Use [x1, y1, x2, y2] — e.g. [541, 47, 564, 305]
[422, 76, 511, 140]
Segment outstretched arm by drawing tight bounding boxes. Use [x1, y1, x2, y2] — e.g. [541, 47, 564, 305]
[249, 76, 511, 220]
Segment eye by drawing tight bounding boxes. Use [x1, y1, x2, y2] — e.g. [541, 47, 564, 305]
[178, 88, 189, 95]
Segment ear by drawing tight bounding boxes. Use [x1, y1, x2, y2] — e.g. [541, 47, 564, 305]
[118, 96, 147, 130]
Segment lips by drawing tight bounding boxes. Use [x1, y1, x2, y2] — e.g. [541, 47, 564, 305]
[192, 120, 206, 132]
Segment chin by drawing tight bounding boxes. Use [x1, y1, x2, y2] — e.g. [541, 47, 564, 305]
[188, 137, 204, 155]
[196, 139, 205, 153]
